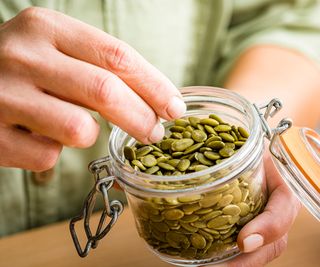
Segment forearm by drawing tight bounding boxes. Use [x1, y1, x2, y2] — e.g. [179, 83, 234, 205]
[224, 45, 320, 128]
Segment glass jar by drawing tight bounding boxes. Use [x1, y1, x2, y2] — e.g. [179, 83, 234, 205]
[69, 86, 320, 265]
[109, 86, 267, 265]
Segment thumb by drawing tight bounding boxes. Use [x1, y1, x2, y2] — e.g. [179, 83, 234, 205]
[237, 184, 300, 253]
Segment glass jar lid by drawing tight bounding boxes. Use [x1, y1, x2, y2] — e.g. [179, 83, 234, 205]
[271, 126, 320, 221]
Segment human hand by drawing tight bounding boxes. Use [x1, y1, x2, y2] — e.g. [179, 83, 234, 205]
[0, 7, 185, 171]
[210, 153, 301, 267]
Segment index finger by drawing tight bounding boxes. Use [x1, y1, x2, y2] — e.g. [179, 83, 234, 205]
[35, 8, 186, 121]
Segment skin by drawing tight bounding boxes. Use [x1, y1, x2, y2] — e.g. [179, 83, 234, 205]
[215, 45, 320, 267]
[0, 7, 185, 171]
[1, 8, 319, 267]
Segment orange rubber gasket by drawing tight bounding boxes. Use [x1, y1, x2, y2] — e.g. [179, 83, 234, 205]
[280, 127, 320, 193]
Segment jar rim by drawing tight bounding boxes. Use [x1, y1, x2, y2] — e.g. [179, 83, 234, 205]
[109, 86, 263, 193]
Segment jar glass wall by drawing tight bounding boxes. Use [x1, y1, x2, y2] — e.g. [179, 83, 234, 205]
[109, 87, 267, 266]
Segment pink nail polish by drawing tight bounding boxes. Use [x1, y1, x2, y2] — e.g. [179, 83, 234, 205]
[243, 234, 264, 253]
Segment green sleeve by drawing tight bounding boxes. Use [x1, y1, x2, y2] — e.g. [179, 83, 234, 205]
[216, 0, 320, 85]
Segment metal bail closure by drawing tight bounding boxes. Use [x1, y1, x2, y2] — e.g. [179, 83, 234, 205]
[255, 99, 320, 221]
[70, 156, 124, 257]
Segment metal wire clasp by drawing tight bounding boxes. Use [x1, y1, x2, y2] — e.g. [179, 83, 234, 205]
[69, 156, 124, 257]
[253, 98, 292, 162]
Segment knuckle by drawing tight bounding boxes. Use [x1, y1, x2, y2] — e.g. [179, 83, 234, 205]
[106, 42, 136, 73]
[63, 113, 97, 147]
[264, 210, 284, 238]
[17, 7, 48, 27]
[91, 73, 114, 107]
[34, 143, 61, 171]
[139, 111, 157, 139]
[267, 236, 288, 262]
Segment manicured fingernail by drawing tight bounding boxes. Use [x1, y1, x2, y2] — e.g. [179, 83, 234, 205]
[243, 234, 264, 253]
[167, 96, 186, 119]
[149, 123, 165, 143]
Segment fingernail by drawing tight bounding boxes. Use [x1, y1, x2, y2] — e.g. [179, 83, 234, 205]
[243, 234, 264, 253]
[149, 123, 165, 143]
[167, 96, 186, 119]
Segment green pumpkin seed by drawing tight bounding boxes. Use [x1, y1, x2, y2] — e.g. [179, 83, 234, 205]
[207, 141, 225, 150]
[158, 162, 175, 171]
[160, 138, 175, 150]
[191, 233, 207, 249]
[171, 138, 194, 152]
[204, 125, 217, 135]
[205, 135, 222, 145]
[222, 205, 241, 216]
[191, 221, 207, 228]
[124, 146, 136, 161]
[238, 127, 250, 138]
[199, 147, 212, 152]
[192, 129, 207, 142]
[150, 214, 164, 222]
[194, 152, 214, 166]
[198, 229, 214, 241]
[214, 125, 232, 132]
[207, 215, 231, 229]
[188, 117, 201, 127]
[182, 203, 201, 214]
[145, 166, 160, 174]
[183, 142, 204, 154]
[180, 222, 198, 233]
[177, 159, 191, 172]
[200, 193, 222, 208]
[219, 147, 235, 158]
[234, 141, 245, 147]
[171, 132, 183, 139]
[175, 119, 190, 127]
[136, 146, 153, 158]
[195, 208, 213, 215]
[151, 221, 170, 232]
[182, 131, 192, 138]
[232, 187, 242, 203]
[170, 126, 185, 133]
[200, 118, 219, 127]
[167, 159, 180, 167]
[141, 154, 157, 167]
[185, 125, 194, 132]
[178, 195, 202, 203]
[131, 160, 147, 171]
[237, 202, 250, 216]
[209, 114, 224, 123]
[225, 142, 236, 149]
[204, 151, 221, 160]
[181, 214, 199, 223]
[162, 209, 184, 220]
[219, 133, 235, 142]
[200, 210, 222, 221]
[217, 194, 234, 208]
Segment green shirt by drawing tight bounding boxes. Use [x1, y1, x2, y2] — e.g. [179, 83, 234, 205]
[1, 0, 320, 236]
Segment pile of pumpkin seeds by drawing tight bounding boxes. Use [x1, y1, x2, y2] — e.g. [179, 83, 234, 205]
[123, 114, 266, 260]
[133, 175, 265, 260]
[124, 114, 250, 176]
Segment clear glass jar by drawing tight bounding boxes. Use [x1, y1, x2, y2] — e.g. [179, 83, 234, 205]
[108, 86, 267, 266]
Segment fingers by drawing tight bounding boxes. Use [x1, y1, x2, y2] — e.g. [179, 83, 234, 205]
[237, 180, 300, 253]
[24, 7, 185, 120]
[0, 124, 62, 171]
[215, 235, 288, 267]
[0, 85, 100, 147]
[29, 50, 164, 143]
